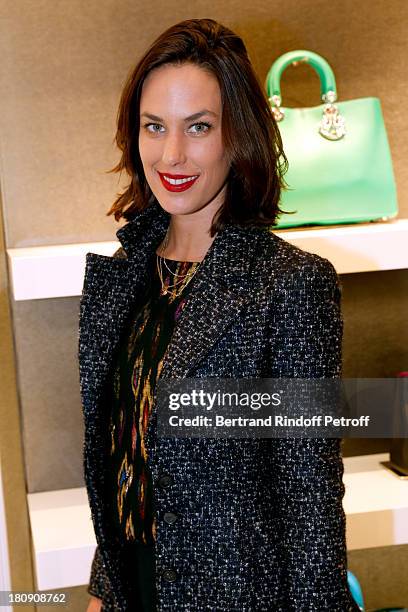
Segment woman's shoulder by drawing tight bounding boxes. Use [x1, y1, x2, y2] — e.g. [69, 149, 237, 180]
[254, 227, 340, 291]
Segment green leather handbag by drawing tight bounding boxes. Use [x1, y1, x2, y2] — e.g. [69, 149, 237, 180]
[265, 50, 398, 228]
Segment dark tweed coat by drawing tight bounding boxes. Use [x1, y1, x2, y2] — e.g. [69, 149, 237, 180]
[78, 200, 358, 611]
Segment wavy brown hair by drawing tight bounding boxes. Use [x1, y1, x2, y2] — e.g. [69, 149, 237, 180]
[106, 18, 288, 235]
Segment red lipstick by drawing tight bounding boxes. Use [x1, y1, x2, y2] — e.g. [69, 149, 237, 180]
[158, 171, 199, 193]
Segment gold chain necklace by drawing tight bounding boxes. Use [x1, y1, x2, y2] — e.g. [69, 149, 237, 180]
[156, 229, 201, 298]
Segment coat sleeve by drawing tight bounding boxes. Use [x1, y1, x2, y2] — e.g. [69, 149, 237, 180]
[87, 546, 118, 610]
[268, 258, 359, 611]
[87, 546, 106, 599]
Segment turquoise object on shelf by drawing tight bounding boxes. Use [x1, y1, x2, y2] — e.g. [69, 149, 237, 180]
[347, 570, 365, 610]
[265, 50, 398, 228]
[346, 569, 407, 611]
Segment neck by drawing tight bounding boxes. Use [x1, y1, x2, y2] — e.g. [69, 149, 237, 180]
[156, 197, 223, 262]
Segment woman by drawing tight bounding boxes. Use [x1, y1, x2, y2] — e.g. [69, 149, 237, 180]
[79, 18, 359, 612]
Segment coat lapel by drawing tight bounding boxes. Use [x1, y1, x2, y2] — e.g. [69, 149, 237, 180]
[155, 223, 262, 379]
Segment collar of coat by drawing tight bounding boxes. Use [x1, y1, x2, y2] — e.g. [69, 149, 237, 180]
[115, 198, 276, 293]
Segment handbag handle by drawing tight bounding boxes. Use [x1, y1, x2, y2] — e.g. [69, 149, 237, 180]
[265, 50, 345, 141]
[265, 50, 338, 104]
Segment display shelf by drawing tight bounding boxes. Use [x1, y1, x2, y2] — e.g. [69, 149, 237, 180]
[7, 219, 408, 301]
[276, 218, 408, 274]
[342, 452, 408, 551]
[6, 241, 118, 301]
[27, 452, 408, 590]
[27, 487, 95, 590]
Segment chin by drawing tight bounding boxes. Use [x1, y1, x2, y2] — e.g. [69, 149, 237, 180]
[155, 195, 202, 216]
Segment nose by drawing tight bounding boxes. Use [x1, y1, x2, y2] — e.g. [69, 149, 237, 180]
[161, 131, 187, 166]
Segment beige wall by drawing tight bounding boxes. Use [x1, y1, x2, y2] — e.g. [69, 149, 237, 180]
[0, 1, 407, 609]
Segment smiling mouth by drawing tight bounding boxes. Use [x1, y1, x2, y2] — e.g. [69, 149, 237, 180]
[158, 172, 200, 192]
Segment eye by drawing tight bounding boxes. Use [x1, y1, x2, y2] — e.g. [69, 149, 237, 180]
[187, 122, 212, 135]
[144, 123, 164, 134]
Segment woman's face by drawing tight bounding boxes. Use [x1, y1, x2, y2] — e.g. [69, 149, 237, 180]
[138, 62, 230, 218]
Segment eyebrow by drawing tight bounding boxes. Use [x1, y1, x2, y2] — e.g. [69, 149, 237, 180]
[140, 109, 218, 122]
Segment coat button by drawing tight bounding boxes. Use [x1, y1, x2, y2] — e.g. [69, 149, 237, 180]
[163, 512, 178, 524]
[157, 474, 173, 488]
[162, 568, 177, 582]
